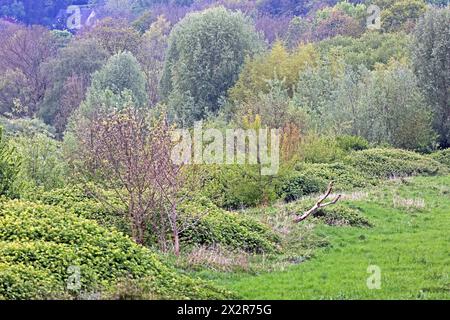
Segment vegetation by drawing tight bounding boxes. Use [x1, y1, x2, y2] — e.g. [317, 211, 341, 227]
[0, 0, 448, 301]
[200, 176, 450, 299]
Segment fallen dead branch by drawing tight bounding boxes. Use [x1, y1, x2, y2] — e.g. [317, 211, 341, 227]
[293, 181, 341, 223]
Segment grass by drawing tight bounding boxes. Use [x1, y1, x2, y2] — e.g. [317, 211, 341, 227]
[191, 175, 450, 299]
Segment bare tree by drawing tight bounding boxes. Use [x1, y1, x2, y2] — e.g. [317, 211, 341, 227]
[73, 106, 190, 255]
[293, 182, 341, 223]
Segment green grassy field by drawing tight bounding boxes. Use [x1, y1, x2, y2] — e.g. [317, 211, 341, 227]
[195, 175, 450, 299]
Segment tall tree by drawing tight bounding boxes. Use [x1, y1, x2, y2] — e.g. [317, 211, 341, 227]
[39, 37, 109, 131]
[412, 7, 450, 147]
[160, 6, 263, 124]
[81, 51, 148, 116]
[0, 24, 56, 117]
[136, 15, 170, 105]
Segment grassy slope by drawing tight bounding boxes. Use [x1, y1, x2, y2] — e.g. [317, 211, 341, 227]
[208, 176, 450, 299]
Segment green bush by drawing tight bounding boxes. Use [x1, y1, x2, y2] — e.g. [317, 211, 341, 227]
[345, 148, 447, 178]
[293, 162, 375, 191]
[278, 173, 327, 202]
[336, 135, 369, 152]
[0, 127, 20, 198]
[288, 201, 371, 227]
[0, 198, 231, 300]
[430, 149, 450, 168]
[0, 263, 64, 300]
[180, 197, 279, 253]
[27, 185, 129, 234]
[196, 164, 277, 209]
[301, 135, 346, 164]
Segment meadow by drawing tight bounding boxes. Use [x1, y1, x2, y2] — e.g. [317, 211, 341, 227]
[192, 176, 450, 299]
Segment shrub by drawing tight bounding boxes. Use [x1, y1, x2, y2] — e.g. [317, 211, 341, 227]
[288, 201, 371, 227]
[278, 173, 327, 202]
[27, 185, 129, 234]
[0, 199, 231, 299]
[196, 164, 278, 209]
[9, 132, 68, 195]
[0, 263, 64, 300]
[0, 127, 20, 198]
[313, 205, 371, 227]
[300, 135, 346, 164]
[430, 149, 450, 168]
[179, 197, 279, 253]
[336, 135, 369, 152]
[292, 162, 375, 191]
[345, 148, 447, 178]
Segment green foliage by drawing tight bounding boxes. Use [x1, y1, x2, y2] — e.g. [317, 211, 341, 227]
[378, 0, 427, 32]
[300, 135, 346, 164]
[180, 197, 279, 253]
[316, 32, 411, 70]
[39, 38, 109, 129]
[229, 42, 318, 103]
[292, 162, 375, 192]
[26, 185, 129, 234]
[85, 51, 148, 111]
[430, 149, 450, 168]
[345, 148, 447, 178]
[294, 61, 436, 150]
[0, 198, 231, 299]
[0, 263, 63, 300]
[336, 135, 369, 152]
[198, 164, 278, 209]
[290, 200, 371, 227]
[161, 6, 263, 123]
[313, 205, 371, 227]
[0, 117, 55, 137]
[9, 133, 67, 195]
[278, 173, 326, 202]
[412, 7, 450, 148]
[0, 127, 20, 198]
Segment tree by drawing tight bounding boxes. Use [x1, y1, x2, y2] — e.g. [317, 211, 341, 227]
[136, 15, 170, 105]
[82, 51, 148, 116]
[72, 105, 185, 254]
[378, 0, 427, 32]
[354, 62, 435, 150]
[313, 10, 363, 41]
[82, 17, 142, 56]
[39, 38, 109, 131]
[316, 32, 411, 71]
[0, 125, 22, 197]
[293, 60, 435, 150]
[229, 41, 318, 104]
[160, 6, 263, 123]
[0, 24, 56, 117]
[412, 7, 450, 147]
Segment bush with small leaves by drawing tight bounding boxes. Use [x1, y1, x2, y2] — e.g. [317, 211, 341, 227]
[179, 197, 279, 253]
[345, 148, 448, 178]
[0, 198, 231, 299]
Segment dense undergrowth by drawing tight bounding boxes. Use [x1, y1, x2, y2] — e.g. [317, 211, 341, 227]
[0, 199, 233, 300]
